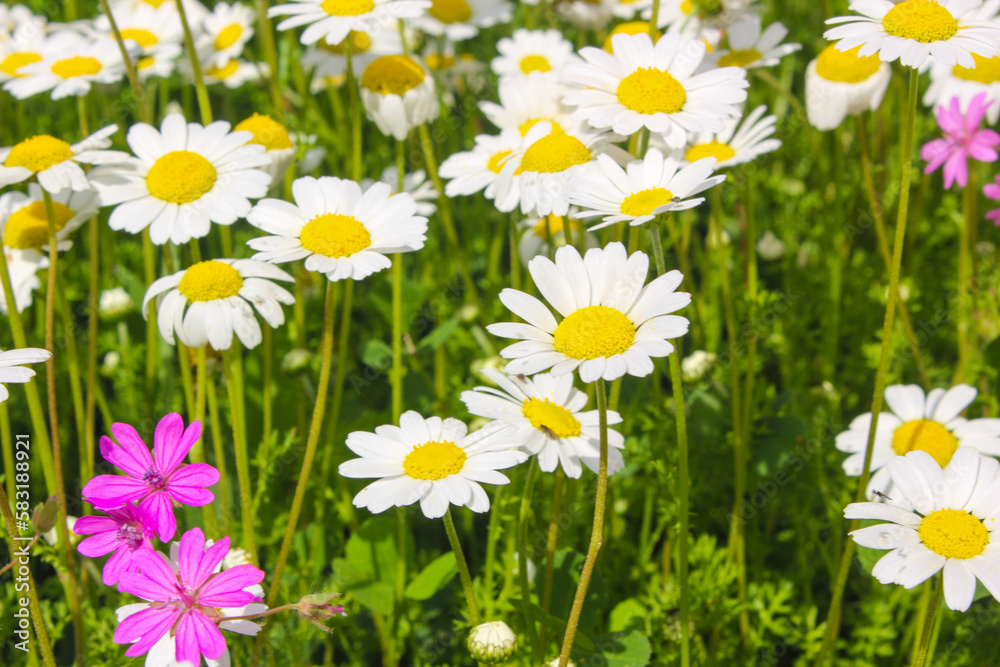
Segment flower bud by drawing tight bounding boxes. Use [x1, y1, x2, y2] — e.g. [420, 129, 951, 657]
[467, 620, 517, 664]
[282, 348, 312, 374]
[98, 287, 134, 319]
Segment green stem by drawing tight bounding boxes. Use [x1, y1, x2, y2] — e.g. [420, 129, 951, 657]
[255, 0, 285, 118]
[176, 0, 212, 124]
[955, 169, 976, 383]
[0, 404, 11, 505]
[98, 0, 150, 122]
[391, 139, 406, 422]
[517, 463, 541, 661]
[206, 368, 232, 535]
[345, 40, 362, 181]
[262, 326, 272, 441]
[482, 484, 504, 618]
[84, 214, 99, 484]
[539, 466, 565, 653]
[142, 231, 157, 413]
[910, 578, 942, 667]
[222, 348, 258, 564]
[443, 507, 481, 626]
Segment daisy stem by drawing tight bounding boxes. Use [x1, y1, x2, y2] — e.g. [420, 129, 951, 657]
[910, 578, 942, 667]
[345, 39, 362, 181]
[517, 462, 541, 661]
[955, 168, 977, 384]
[42, 188, 84, 667]
[84, 215, 99, 485]
[392, 141, 405, 422]
[817, 67, 920, 667]
[255, 0, 286, 119]
[98, 0, 151, 123]
[263, 325, 273, 440]
[483, 484, 504, 618]
[510, 215, 521, 291]
[538, 466, 565, 651]
[222, 348, 259, 565]
[1, 404, 11, 504]
[206, 368, 232, 535]
[176, 0, 213, 125]
[55, 286, 87, 487]
[442, 507, 481, 626]
[266, 281, 337, 605]
[557, 377, 609, 667]
[142, 230, 158, 413]
[649, 0, 661, 37]
[324, 279, 356, 525]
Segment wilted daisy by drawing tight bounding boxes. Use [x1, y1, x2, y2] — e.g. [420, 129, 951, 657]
[480, 75, 579, 135]
[925, 54, 1000, 125]
[198, 1, 255, 68]
[676, 105, 781, 168]
[0, 15, 48, 83]
[94, 3, 183, 80]
[805, 43, 892, 131]
[487, 242, 691, 382]
[411, 0, 511, 41]
[491, 28, 576, 80]
[845, 447, 1000, 611]
[0, 125, 127, 192]
[0, 185, 98, 260]
[0, 347, 51, 402]
[142, 259, 295, 350]
[235, 112, 296, 182]
[338, 411, 528, 519]
[268, 0, 430, 46]
[92, 114, 272, 245]
[461, 370, 626, 478]
[4, 32, 127, 100]
[704, 15, 800, 69]
[518, 213, 599, 266]
[301, 28, 402, 84]
[824, 0, 1000, 69]
[570, 148, 724, 230]
[247, 175, 428, 282]
[359, 54, 437, 141]
[836, 384, 1000, 502]
[561, 32, 748, 147]
[440, 128, 523, 199]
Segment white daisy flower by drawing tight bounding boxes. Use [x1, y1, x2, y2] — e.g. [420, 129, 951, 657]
[673, 105, 782, 168]
[601, 20, 653, 53]
[4, 32, 127, 100]
[805, 43, 891, 131]
[91, 113, 272, 246]
[411, 0, 512, 41]
[95, 2, 184, 80]
[142, 258, 294, 350]
[518, 212, 599, 266]
[461, 369, 626, 478]
[363, 166, 437, 217]
[439, 128, 523, 199]
[479, 75, 580, 135]
[201, 57, 264, 88]
[0, 15, 48, 83]
[561, 31, 748, 147]
[0, 347, 51, 403]
[570, 148, 724, 230]
[338, 410, 528, 519]
[111, 0, 210, 27]
[835, 384, 1000, 504]
[0, 4, 37, 32]
[610, 0, 653, 19]
[0, 247, 42, 315]
[845, 447, 1000, 612]
[553, 0, 615, 30]
[642, 0, 698, 32]
[491, 28, 576, 80]
[268, 0, 430, 46]
[0, 125, 128, 193]
[487, 242, 691, 383]
[246, 175, 428, 282]
[824, 0, 1000, 70]
[197, 1, 255, 68]
[703, 15, 801, 69]
[234, 112, 297, 183]
[925, 53, 1000, 125]
[301, 27, 402, 83]
[359, 54, 437, 141]
[0, 184, 98, 258]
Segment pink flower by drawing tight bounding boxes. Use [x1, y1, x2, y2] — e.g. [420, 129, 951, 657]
[986, 175, 1000, 226]
[73, 504, 157, 586]
[82, 413, 219, 541]
[114, 528, 266, 665]
[921, 93, 1000, 189]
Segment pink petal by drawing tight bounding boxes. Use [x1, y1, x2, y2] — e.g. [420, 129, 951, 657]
[181, 534, 230, 591]
[966, 92, 990, 130]
[968, 143, 998, 163]
[943, 150, 968, 189]
[196, 565, 265, 607]
[983, 181, 1000, 200]
[76, 531, 119, 558]
[109, 423, 155, 473]
[73, 515, 119, 536]
[167, 463, 220, 495]
[117, 607, 179, 657]
[102, 544, 140, 586]
[154, 413, 203, 475]
[139, 492, 177, 542]
[176, 610, 227, 664]
[82, 475, 149, 508]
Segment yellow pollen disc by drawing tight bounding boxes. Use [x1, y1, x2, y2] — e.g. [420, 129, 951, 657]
[621, 187, 675, 217]
[207, 59, 239, 79]
[717, 48, 763, 68]
[321, 0, 375, 16]
[51, 56, 102, 79]
[919, 509, 988, 560]
[215, 24, 243, 50]
[487, 149, 512, 174]
[320, 30, 372, 54]
[531, 215, 580, 240]
[891, 419, 959, 467]
[953, 53, 1000, 83]
[554, 305, 636, 360]
[143, 0, 170, 6]
[361, 55, 425, 95]
[137, 56, 155, 70]
[519, 117, 563, 136]
[403, 441, 467, 480]
[685, 140, 736, 163]
[146, 151, 218, 204]
[815, 44, 881, 83]
[0, 52, 42, 77]
[519, 55, 551, 74]
[430, 0, 472, 23]
[425, 53, 455, 70]
[523, 398, 581, 438]
[520, 133, 592, 173]
[299, 213, 372, 258]
[179, 261, 244, 302]
[882, 0, 958, 43]
[235, 113, 293, 150]
[603, 22, 650, 52]
[4, 135, 74, 173]
[617, 68, 687, 115]
[681, 0, 693, 12]
[120, 28, 159, 48]
[3, 201, 73, 250]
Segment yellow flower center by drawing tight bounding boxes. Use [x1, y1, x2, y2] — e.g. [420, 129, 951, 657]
[523, 398, 581, 438]
[519, 117, 562, 136]
[146, 151, 218, 204]
[430, 0, 471, 23]
[51, 56, 102, 79]
[554, 305, 636, 360]
[5, 135, 75, 173]
[891, 419, 959, 467]
[616, 68, 687, 115]
[403, 440, 467, 480]
[882, 0, 958, 44]
[299, 213, 372, 257]
[425, 53, 455, 70]
[681, 0, 693, 12]
[603, 22, 650, 52]
[320, 30, 372, 54]
[620, 187, 675, 217]
[953, 53, 1000, 83]
[918, 509, 989, 560]
[3, 201, 73, 250]
[685, 140, 736, 163]
[138, 56, 155, 70]
[321, 0, 375, 16]
[531, 215, 580, 240]
[717, 48, 763, 68]
[361, 55, 425, 95]
[215, 24, 243, 50]
[207, 59, 240, 79]
[178, 261, 244, 302]
[519, 55, 551, 74]
[487, 149, 512, 174]
[815, 44, 881, 83]
[520, 133, 592, 173]
[143, 0, 170, 6]
[0, 52, 41, 78]
[235, 113, 293, 150]
[120, 28, 159, 48]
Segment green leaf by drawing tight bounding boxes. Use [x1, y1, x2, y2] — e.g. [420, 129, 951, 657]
[573, 630, 651, 666]
[346, 517, 398, 583]
[609, 598, 646, 633]
[507, 598, 595, 651]
[547, 549, 608, 634]
[404, 552, 458, 601]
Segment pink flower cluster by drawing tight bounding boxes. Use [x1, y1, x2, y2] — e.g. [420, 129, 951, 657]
[921, 93, 999, 190]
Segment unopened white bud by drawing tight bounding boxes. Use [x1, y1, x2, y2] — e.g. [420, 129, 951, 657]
[467, 621, 517, 664]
